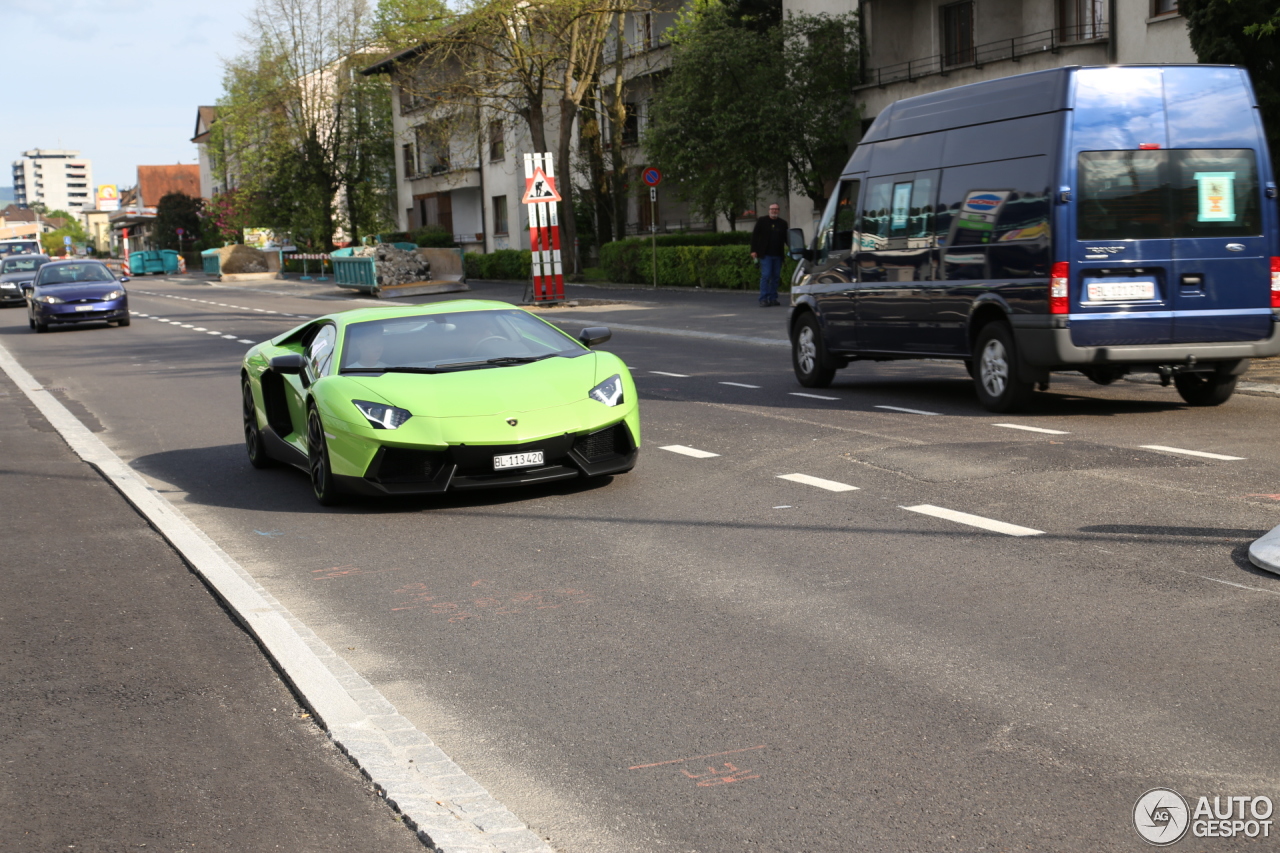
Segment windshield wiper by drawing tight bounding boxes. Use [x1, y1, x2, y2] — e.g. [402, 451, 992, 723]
[340, 366, 451, 374]
[485, 355, 554, 365]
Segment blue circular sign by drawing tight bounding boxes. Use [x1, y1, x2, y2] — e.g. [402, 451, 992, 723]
[642, 168, 662, 187]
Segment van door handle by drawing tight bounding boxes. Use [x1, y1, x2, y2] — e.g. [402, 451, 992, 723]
[1180, 274, 1203, 288]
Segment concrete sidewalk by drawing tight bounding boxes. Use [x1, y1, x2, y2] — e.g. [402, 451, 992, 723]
[0, 367, 425, 849]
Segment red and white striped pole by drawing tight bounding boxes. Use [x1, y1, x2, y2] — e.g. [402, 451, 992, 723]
[523, 152, 564, 302]
[121, 228, 131, 277]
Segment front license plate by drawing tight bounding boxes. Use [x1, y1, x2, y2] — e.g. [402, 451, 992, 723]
[74, 305, 95, 312]
[494, 450, 544, 470]
[1086, 280, 1155, 302]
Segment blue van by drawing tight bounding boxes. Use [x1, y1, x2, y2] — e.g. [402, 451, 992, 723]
[787, 65, 1280, 412]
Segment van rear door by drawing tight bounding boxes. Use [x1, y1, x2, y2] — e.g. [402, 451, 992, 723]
[1167, 148, 1270, 343]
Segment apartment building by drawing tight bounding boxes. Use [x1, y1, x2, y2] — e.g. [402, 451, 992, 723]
[12, 149, 95, 212]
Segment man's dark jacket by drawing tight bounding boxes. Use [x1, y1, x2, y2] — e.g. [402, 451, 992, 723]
[751, 215, 789, 257]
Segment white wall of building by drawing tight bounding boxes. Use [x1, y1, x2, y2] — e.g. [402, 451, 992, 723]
[11, 149, 93, 213]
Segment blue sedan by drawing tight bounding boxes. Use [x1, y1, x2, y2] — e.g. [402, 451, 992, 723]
[26, 260, 130, 332]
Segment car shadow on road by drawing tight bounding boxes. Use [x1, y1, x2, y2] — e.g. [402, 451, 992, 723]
[129, 442, 618, 516]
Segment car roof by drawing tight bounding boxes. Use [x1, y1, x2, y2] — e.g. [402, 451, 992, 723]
[42, 259, 108, 267]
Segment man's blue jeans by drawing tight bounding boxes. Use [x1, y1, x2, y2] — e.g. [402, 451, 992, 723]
[758, 255, 782, 305]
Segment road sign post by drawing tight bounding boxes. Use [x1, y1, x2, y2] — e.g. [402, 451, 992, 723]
[522, 152, 564, 302]
[642, 169, 663, 290]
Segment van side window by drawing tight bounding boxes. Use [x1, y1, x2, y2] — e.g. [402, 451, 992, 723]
[937, 156, 1052, 279]
[814, 179, 860, 264]
[858, 171, 939, 282]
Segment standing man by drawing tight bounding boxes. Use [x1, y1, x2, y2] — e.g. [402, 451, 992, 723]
[750, 203, 787, 307]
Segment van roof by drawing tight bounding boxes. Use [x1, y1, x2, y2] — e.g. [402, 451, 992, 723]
[860, 64, 1245, 144]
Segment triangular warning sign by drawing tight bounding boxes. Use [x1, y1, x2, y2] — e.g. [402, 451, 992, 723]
[522, 168, 561, 204]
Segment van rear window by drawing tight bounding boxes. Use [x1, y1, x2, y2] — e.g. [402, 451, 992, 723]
[1078, 149, 1260, 240]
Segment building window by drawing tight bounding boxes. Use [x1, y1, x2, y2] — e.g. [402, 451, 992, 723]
[1151, 0, 1178, 16]
[621, 102, 640, 146]
[941, 1, 974, 66]
[493, 195, 509, 235]
[1061, 0, 1107, 40]
[489, 120, 504, 161]
[402, 143, 416, 177]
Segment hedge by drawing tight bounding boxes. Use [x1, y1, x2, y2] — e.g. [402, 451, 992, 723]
[464, 249, 533, 281]
[601, 242, 797, 289]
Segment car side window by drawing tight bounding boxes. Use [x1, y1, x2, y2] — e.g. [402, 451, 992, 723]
[307, 324, 337, 377]
[814, 179, 860, 265]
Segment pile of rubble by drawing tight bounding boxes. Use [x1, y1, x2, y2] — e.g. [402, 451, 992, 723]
[353, 244, 433, 287]
[218, 244, 269, 274]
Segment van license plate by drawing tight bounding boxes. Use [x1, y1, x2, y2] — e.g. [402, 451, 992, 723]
[1087, 281, 1155, 302]
[494, 451, 544, 470]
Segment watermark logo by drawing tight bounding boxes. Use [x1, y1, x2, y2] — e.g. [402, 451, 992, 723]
[1134, 788, 1190, 845]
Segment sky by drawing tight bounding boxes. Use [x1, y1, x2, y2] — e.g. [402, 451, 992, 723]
[1, 0, 262, 192]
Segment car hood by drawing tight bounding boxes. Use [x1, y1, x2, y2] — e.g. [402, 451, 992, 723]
[38, 283, 122, 300]
[346, 353, 601, 417]
[0, 272, 36, 283]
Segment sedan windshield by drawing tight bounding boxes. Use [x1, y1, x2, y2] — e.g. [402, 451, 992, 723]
[36, 263, 114, 285]
[340, 310, 584, 372]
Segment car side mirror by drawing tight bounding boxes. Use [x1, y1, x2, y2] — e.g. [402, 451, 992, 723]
[19, 283, 33, 295]
[787, 228, 809, 261]
[578, 326, 612, 347]
[269, 353, 307, 374]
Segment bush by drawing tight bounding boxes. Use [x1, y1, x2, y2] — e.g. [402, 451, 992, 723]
[413, 226, 457, 248]
[599, 241, 796, 289]
[464, 249, 532, 281]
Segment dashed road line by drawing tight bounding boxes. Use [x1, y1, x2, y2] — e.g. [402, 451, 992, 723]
[650, 371, 690, 378]
[777, 473, 859, 492]
[1140, 445, 1244, 461]
[993, 423, 1070, 435]
[660, 445, 720, 459]
[900, 504, 1044, 537]
[720, 382, 762, 389]
[875, 405, 938, 416]
[790, 392, 838, 401]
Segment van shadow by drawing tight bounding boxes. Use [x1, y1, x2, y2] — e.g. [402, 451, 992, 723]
[129, 443, 616, 516]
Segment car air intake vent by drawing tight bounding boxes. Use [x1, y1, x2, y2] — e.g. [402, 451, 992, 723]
[376, 447, 446, 483]
[574, 424, 628, 461]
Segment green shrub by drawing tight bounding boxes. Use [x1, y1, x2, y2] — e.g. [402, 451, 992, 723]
[597, 242, 796, 288]
[413, 226, 457, 248]
[464, 249, 531, 280]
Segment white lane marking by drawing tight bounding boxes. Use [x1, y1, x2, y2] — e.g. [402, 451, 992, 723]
[720, 381, 762, 389]
[875, 405, 939, 416]
[790, 392, 838, 401]
[777, 473, 859, 492]
[1140, 445, 1244, 461]
[192, 327, 207, 332]
[774, 505, 792, 509]
[994, 423, 1070, 435]
[180, 324, 193, 328]
[901, 504, 1043, 537]
[222, 335, 238, 339]
[237, 339, 255, 345]
[660, 445, 720, 459]
[650, 371, 689, 378]
[207, 330, 222, 335]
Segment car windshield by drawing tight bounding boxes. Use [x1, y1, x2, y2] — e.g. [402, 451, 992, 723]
[2, 257, 43, 273]
[339, 310, 584, 372]
[36, 263, 114, 285]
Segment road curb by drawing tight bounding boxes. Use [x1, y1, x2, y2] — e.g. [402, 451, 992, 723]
[1248, 524, 1280, 576]
[0, 340, 552, 853]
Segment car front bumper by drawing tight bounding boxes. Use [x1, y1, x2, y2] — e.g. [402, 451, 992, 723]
[35, 299, 128, 323]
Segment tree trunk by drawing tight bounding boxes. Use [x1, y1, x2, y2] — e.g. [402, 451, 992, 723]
[557, 96, 579, 275]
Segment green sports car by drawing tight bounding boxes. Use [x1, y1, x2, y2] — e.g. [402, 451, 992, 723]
[240, 300, 639, 504]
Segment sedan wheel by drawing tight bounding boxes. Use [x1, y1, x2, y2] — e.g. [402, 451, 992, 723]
[307, 406, 343, 506]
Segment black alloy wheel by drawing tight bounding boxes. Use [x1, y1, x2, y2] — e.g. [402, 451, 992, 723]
[116, 315, 131, 327]
[33, 315, 48, 333]
[792, 312, 836, 388]
[307, 405, 342, 506]
[1174, 372, 1238, 406]
[972, 322, 1034, 413]
[242, 379, 274, 469]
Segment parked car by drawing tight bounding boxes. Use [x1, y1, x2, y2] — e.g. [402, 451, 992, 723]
[25, 259, 130, 332]
[787, 64, 1280, 411]
[240, 300, 639, 505]
[0, 253, 49, 306]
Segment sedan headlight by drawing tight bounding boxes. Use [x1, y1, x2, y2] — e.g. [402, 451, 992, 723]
[103, 290, 124, 300]
[353, 399, 412, 429]
[588, 374, 624, 407]
[35, 294, 64, 304]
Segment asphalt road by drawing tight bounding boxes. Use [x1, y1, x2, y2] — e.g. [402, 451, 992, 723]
[5, 275, 1280, 852]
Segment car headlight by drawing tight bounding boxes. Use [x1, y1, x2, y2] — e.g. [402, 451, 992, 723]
[103, 289, 124, 300]
[588, 374, 624, 407]
[35, 294, 64, 304]
[352, 399, 412, 429]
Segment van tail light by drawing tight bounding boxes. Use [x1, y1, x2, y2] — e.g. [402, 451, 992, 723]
[1050, 262, 1070, 314]
[1271, 257, 1280, 308]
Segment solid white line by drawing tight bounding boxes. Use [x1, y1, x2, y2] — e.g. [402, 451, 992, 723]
[790, 392, 838, 401]
[0, 339, 548, 853]
[720, 382, 762, 389]
[650, 371, 689, 378]
[660, 444, 720, 458]
[993, 423, 1070, 435]
[875, 405, 938, 416]
[1140, 445, 1244, 461]
[777, 473, 859, 492]
[901, 504, 1043, 537]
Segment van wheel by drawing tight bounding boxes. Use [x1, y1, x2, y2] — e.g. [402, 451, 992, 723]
[792, 313, 835, 388]
[972, 322, 1034, 412]
[1174, 372, 1237, 406]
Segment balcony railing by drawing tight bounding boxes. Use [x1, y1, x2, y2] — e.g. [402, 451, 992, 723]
[860, 23, 1108, 89]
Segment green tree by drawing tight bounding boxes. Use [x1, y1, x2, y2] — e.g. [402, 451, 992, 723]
[153, 192, 205, 251]
[1182, 0, 1280, 174]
